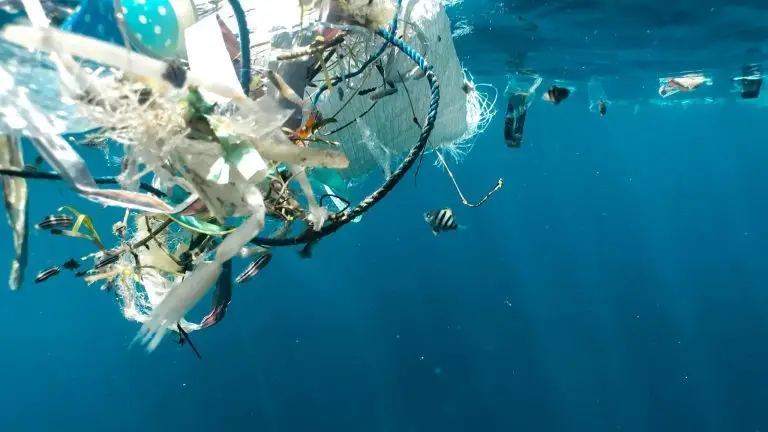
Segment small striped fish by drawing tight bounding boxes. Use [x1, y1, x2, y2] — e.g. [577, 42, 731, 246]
[424, 208, 459, 235]
[94, 253, 120, 270]
[35, 266, 60, 283]
[34, 214, 73, 230]
[235, 253, 272, 284]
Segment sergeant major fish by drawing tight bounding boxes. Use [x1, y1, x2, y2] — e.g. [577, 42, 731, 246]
[542, 85, 571, 105]
[424, 208, 460, 235]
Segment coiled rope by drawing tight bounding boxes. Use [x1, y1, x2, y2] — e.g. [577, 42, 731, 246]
[250, 27, 439, 246]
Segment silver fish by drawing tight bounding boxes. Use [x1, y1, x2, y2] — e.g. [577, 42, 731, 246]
[0, 135, 28, 290]
[34, 266, 60, 283]
[424, 208, 458, 235]
[235, 253, 272, 284]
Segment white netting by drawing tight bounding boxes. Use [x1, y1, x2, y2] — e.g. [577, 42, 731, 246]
[209, 0, 490, 180]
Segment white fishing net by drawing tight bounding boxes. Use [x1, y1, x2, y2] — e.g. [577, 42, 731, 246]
[207, 0, 494, 180]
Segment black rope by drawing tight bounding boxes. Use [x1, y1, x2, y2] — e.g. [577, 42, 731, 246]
[0, 168, 167, 197]
[319, 193, 351, 213]
[324, 100, 379, 135]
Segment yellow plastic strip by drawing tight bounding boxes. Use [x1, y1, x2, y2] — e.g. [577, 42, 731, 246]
[54, 206, 105, 250]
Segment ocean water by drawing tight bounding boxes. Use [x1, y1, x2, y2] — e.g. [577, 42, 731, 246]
[3, 1, 768, 431]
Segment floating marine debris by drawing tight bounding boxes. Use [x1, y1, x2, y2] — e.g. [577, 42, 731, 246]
[0, 0, 501, 360]
[504, 75, 542, 148]
[0, 135, 28, 290]
[658, 73, 712, 98]
[733, 64, 763, 100]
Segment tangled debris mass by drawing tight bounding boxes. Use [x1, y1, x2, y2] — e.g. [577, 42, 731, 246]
[1, 0, 761, 358]
[0, 0, 501, 357]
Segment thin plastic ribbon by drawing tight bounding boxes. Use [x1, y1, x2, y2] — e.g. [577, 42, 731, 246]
[0, 67, 200, 214]
[0, 135, 28, 290]
[135, 188, 266, 352]
[51, 206, 105, 251]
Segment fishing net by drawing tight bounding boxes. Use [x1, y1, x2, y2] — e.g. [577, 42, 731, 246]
[0, 0, 497, 354]
[205, 0, 494, 180]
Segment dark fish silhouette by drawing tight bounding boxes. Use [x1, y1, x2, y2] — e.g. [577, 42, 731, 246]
[62, 258, 80, 271]
[543, 86, 570, 105]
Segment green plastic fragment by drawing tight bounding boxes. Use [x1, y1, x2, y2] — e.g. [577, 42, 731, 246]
[173, 214, 233, 235]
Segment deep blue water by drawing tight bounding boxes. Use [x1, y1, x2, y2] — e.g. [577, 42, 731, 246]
[3, 1, 768, 431]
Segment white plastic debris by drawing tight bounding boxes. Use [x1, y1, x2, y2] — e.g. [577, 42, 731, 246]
[184, 14, 245, 104]
[204, 0, 491, 179]
[0, 135, 28, 290]
[0, 66, 201, 214]
[291, 165, 329, 231]
[135, 188, 266, 352]
[0, 25, 252, 107]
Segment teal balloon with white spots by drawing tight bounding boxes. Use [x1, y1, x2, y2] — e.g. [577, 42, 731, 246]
[121, 0, 181, 58]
